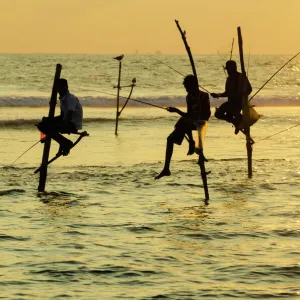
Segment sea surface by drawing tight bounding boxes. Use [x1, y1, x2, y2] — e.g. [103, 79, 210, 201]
[0, 54, 300, 299]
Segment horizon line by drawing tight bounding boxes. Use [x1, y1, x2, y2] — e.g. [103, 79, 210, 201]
[0, 52, 296, 56]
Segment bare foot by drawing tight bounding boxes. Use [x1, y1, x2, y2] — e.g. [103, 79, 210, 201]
[187, 141, 195, 155]
[155, 169, 171, 180]
[58, 140, 73, 156]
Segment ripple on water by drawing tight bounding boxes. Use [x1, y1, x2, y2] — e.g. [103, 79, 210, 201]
[0, 234, 30, 241]
[273, 228, 300, 237]
[0, 188, 26, 196]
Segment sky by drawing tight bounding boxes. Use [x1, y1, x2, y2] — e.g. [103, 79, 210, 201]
[0, 0, 299, 55]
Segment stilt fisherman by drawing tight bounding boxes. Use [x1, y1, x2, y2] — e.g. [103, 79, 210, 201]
[37, 78, 83, 155]
[211, 60, 252, 134]
[155, 74, 211, 179]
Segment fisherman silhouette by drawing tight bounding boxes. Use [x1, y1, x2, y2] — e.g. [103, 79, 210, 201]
[155, 75, 211, 180]
[37, 78, 83, 156]
[211, 60, 252, 134]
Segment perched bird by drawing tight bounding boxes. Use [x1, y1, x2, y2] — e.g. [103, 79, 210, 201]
[132, 78, 136, 84]
[114, 54, 124, 61]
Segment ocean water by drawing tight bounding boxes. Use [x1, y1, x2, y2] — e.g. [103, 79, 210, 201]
[0, 53, 299, 107]
[0, 54, 300, 299]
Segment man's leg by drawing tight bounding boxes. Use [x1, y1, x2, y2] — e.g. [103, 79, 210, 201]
[186, 129, 195, 155]
[54, 122, 75, 155]
[175, 117, 195, 155]
[215, 102, 232, 122]
[37, 118, 73, 155]
[155, 135, 174, 179]
[155, 118, 186, 180]
[231, 104, 243, 134]
[52, 134, 73, 155]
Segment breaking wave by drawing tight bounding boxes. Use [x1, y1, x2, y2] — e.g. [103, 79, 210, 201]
[0, 95, 299, 108]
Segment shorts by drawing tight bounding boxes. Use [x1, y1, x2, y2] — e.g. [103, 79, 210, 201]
[169, 117, 196, 145]
[38, 117, 77, 135]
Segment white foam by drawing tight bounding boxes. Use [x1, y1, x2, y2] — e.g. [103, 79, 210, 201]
[0, 95, 299, 108]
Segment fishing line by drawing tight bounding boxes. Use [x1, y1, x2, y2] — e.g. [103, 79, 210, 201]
[149, 56, 211, 93]
[10, 139, 41, 166]
[255, 123, 300, 144]
[150, 56, 185, 77]
[98, 90, 167, 110]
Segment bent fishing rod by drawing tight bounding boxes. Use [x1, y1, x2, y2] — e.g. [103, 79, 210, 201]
[249, 51, 300, 102]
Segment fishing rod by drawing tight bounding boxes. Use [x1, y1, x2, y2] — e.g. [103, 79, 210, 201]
[255, 123, 300, 144]
[249, 51, 300, 102]
[223, 38, 235, 77]
[98, 91, 167, 110]
[10, 139, 41, 166]
[150, 56, 211, 93]
[229, 38, 234, 60]
[222, 38, 235, 78]
[246, 45, 251, 76]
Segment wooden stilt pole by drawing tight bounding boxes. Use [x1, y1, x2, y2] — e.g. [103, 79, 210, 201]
[38, 64, 62, 192]
[175, 20, 210, 201]
[114, 55, 124, 135]
[237, 27, 252, 178]
[198, 150, 209, 201]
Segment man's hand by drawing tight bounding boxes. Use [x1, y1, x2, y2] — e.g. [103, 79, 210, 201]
[210, 93, 219, 99]
[167, 107, 179, 113]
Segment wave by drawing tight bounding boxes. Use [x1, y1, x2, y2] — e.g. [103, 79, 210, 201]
[0, 117, 117, 127]
[0, 95, 299, 108]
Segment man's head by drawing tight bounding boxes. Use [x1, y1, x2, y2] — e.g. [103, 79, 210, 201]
[183, 74, 198, 92]
[225, 60, 237, 76]
[57, 78, 69, 96]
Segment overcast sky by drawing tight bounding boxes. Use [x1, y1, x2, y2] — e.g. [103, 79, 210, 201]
[0, 0, 299, 54]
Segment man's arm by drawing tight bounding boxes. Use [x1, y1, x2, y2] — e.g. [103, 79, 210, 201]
[211, 91, 228, 98]
[211, 77, 229, 98]
[53, 111, 63, 122]
[167, 107, 186, 117]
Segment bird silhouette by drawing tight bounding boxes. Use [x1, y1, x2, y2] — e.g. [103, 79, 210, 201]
[132, 78, 136, 84]
[114, 54, 124, 61]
